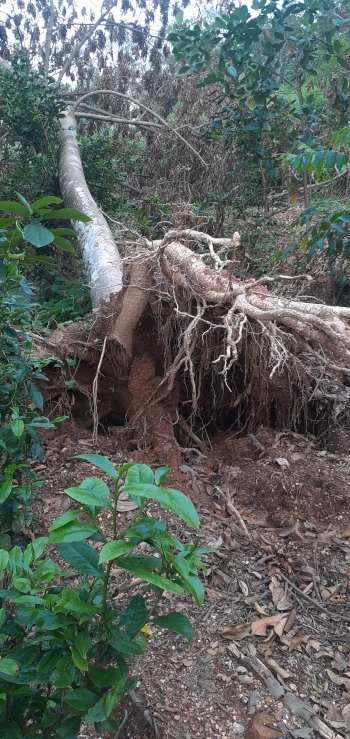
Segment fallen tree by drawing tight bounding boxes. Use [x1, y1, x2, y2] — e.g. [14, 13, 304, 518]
[44, 105, 350, 459]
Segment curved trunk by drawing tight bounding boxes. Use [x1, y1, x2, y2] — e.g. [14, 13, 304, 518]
[59, 110, 123, 308]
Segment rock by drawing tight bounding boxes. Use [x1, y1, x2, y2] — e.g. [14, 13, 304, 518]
[231, 721, 245, 735]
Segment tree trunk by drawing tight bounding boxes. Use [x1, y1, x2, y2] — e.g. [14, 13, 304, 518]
[59, 110, 123, 308]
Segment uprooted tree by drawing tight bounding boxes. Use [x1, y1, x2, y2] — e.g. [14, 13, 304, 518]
[1, 0, 350, 465]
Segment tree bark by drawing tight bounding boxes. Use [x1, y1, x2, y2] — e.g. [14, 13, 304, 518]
[59, 110, 123, 308]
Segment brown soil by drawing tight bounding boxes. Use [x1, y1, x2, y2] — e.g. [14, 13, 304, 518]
[33, 421, 350, 738]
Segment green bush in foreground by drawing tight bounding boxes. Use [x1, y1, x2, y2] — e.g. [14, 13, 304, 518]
[0, 456, 207, 737]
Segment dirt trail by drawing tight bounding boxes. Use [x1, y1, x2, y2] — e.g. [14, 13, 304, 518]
[33, 423, 350, 738]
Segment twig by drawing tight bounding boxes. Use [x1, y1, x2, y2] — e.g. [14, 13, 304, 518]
[279, 572, 350, 623]
[216, 487, 249, 536]
[91, 335, 107, 444]
[114, 709, 128, 738]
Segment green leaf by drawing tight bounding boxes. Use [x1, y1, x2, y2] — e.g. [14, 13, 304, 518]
[121, 594, 148, 637]
[117, 557, 184, 594]
[89, 666, 124, 688]
[0, 550, 9, 570]
[0, 658, 19, 677]
[28, 382, 44, 410]
[53, 236, 75, 253]
[155, 611, 193, 640]
[123, 483, 199, 528]
[108, 630, 145, 655]
[31, 195, 63, 212]
[65, 689, 98, 711]
[84, 698, 107, 725]
[65, 477, 110, 508]
[13, 577, 31, 593]
[16, 192, 32, 214]
[23, 222, 55, 248]
[25, 536, 48, 562]
[49, 521, 98, 544]
[40, 208, 91, 222]
[99, 539, 134, 564]
[125, 464, 154, 486]
[52, 655, 76, 688]
[0, 201, 28, 216]
[10, 419, 24, 438]
[76, 454, 119, 480]
[172, 556, 204, 604]
[0, 480, 12, 504]
[50, 510, 79, 531]
[124, 517, 167, 543]
[58, 541, 103, 577]
[58, 588, 98, 615]
[154, 466, 171, 485]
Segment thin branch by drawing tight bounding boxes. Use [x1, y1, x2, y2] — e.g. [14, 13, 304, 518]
[72, 89, 208, 168]
[269, 168, 348, 201]
[75, 110, 162, 129]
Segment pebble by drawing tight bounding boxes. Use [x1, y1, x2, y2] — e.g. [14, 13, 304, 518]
[231, 721, 245, 735]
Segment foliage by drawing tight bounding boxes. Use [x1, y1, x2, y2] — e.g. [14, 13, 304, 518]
[0, 195, 89, 538]
[0, 457, 206, 737]
[37, 276, 91, 327]
[291, 199, 350, 268]
[79, 128, 145, 210]
[0, 51, 64, 151]
[169, 0, 350, 209]
[136, 192, 171, 237]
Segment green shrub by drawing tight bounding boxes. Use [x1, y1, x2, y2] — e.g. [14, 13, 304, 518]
[0, 195, 89, 538]
[0, 456, 206, 737]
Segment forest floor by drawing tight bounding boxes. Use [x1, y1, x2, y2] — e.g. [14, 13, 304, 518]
[32, 422, 350, 739]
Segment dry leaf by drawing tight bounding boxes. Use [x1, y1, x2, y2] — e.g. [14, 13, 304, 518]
[140, 624, 153, 637]
[239, 580, 249, 596]
[248, 712, 283, 738]
[326, 669, 350, 690]
[221, 622, 251, 640]
[269, 577, 293, 611]
[275, 457, 290, 468]
[282, 631, 306, 650]
[339, 525, 350, 538]
[342, 704, 350, 730]
[251, 613, 288, 637]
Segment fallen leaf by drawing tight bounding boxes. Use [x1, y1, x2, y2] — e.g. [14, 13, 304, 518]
[140, 624, 153, 637]
[282, 631, 306, 650]
[339, 525, 350, 538]
[239, 580, 249, 596]
[326, 669, 350, 690]
[269, 577, 293, 611]
[275, 457, 290, 468]
[342, 704, 350, 730]
[326, 704, 343, 723]
[252, 613, 288, 638]
[248, 712, 283, 738]
[221, 622, 251, 640]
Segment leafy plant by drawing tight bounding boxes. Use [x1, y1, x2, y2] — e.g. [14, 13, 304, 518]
[0, 457, 207, 737]
[0, 195, 89, 538]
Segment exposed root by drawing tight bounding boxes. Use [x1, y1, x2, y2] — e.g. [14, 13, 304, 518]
[41, 228, 350, 444]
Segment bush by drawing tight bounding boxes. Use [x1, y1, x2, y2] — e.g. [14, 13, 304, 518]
[0, 195, 89, 538]
[0, 456, 206, 737]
